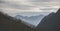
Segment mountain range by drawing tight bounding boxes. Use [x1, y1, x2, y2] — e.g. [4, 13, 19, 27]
[15, 14, 45, 27]
[15, 15, 44, 21]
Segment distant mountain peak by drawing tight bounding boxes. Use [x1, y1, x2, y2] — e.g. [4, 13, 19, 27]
[15, 14, 45, 27]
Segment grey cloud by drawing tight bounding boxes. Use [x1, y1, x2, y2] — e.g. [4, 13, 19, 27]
[0, 0, 60, 10]
[28, 0, 60, 7]
[29, 0, 60, 2]
[40, 8, 58, 10]
[0, 1, 35, 10]
[7, 3, 34, 10]
[29, 0, 52, 2]
[0, 0, 5, 3]
[40, 7, 58, 13]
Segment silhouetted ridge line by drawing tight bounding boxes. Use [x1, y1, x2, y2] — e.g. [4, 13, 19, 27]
[37, 8, 60, 31]
[56, 8, 60, 13]
[0, 12, 41, 31]
[56, 8, 60, 15]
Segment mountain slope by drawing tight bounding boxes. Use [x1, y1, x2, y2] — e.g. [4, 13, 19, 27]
[0, 12, 42, 31]
[37, 8, 60, 31]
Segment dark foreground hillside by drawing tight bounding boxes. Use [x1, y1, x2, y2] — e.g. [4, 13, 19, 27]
[0, 12, 41, 31]
[37, 8, 60, 31]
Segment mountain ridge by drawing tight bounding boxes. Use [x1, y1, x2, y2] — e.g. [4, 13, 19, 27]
[0, 11, 42, 31]
[15, 14, 45, 27]
[37, 8, 60, 31]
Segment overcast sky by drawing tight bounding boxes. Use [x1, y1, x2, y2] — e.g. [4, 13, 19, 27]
[0, 0, 60, 17]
